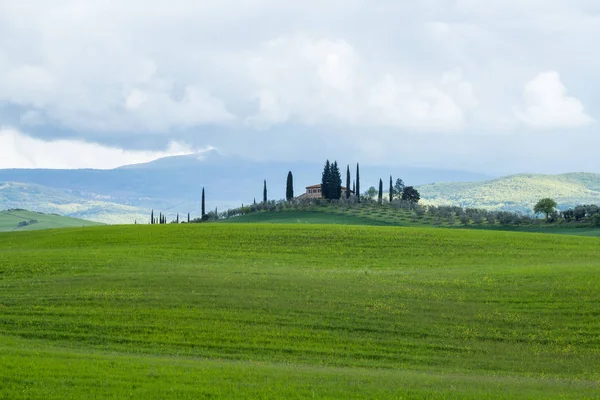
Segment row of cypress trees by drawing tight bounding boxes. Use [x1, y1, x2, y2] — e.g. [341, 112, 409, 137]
[150, 186, 206, 224]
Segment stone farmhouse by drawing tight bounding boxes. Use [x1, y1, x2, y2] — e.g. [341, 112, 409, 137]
[296, 184, 353, 199]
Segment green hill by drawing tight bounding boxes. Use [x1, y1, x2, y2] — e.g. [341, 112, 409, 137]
[222, 202, 600, 237]
[0, 181, 148, 224]
[0, 209, 103, 232]
[0, 224, 599, 398]
[418, 172, 600, 213]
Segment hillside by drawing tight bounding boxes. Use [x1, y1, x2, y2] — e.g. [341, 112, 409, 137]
[0, 153, 491, 223]
[0, 182, 148, 224]
[0, 224, 599, 398]
[0, 209, 103, 232]
[418, 172, 600, 213]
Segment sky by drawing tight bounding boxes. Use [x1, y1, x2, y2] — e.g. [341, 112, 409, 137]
[0, 0, 599, 173]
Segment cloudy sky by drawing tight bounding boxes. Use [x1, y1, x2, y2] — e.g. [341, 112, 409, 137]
[0, 0, 598, 173]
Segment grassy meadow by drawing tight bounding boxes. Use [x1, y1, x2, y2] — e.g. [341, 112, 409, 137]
[0, 209, 103, 232]
[1, 224, 599, 398]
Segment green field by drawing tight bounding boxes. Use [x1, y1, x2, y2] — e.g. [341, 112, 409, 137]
[0, 209, 103, 232]
[1, 224, 599, 398]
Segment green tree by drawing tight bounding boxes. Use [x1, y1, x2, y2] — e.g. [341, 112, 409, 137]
[394, 178, 405, 200]
[533, 198, 557, 221]
[150, 209, 154, 225]
[263, 180, 268, 203]
[389, 175, 393, 202]
[364, 186, 377, 198]
[402, 186, 420, 203]
[202, 187, 206, 218]
[321, 160, 331, 200]
[286, 171, 294, 201]
[356, 163, 360, 203]
[187, 213, 190, 223]
[330, 161, 342, 200]
[378, 178, 383, 204]
[176, 213, 179, 224]
[346, 165, 351, 199]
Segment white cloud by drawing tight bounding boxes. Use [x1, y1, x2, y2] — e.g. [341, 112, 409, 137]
[0, 127, 206, 169]
[516, 71, 594, 129]
[245, 35, 476, 130]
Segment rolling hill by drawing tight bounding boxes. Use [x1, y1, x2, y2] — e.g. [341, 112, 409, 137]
[0, 152, 492, 223]
[0, 209, 103, 232]
[0, 182, 148, 224]
[418, 172, 600, 213]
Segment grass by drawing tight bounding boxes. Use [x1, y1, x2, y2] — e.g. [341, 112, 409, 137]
[0, 209, 103, 232]
[1, 224, 599, 398]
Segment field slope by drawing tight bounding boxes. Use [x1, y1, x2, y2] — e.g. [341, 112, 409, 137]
[0, 209, 103, 232]
[1, 224, 599, 398]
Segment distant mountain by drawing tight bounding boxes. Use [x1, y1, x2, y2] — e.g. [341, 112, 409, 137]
[418, 173, 600, 214]
[0, 209, 103, 232]
[0, 152, 492, 223]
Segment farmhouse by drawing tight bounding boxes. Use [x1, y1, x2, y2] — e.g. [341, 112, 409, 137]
[298, 184, 353, 199]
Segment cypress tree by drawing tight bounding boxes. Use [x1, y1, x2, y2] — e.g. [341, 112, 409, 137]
[378, 178, 383, 204]
[263, 180, 267, 203]
[321, 160, 331, 199]
[202, 187, 206, 218]
[151, 209, 154, 225]
[159, 212, 162, 224]
[345, 165, 351, 199]
[331, 161, 342, 200]
[389, 175, 393, 202]
[176, 213, 179, 224]
[286, 171, 294, 201]
[187, 213, 190, 223]
[356, 163, 361, 202]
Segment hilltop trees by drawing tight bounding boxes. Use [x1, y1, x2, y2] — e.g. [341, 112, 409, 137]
[356, 163, 360, 203]
[402, 186, 420, 204]
[534, 198, 557, 221]
[286, 172, 294, 201]
[263, 180, 268, 203]
[320, 160, 342, 200]
[389, 176, 393, 203]
[394, 179, 405, 200]
[346, 165, 351, 199]
[378, 179, 383, 204]
[202, 187, 206, 219]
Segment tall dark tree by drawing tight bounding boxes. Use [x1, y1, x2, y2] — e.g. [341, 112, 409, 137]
[346, 165, 351, 199]
[356, 163, 361, 203]
[378, 178, 383, 204]
[331, 161, 342, 200]
[394, 178, 405, 200]
[321, 160, 331, 199]
[151, 209, 154, 225]
[389, 175, 393, 203]
[263, 180, 268, 203]
[176, 213, 179, 224]
[159, 212, 162, 224]
[286, 171, 294, 201]
[402, 186, 420, 204]
[187, 213, 190, 223]
[201, 187, 206, 218]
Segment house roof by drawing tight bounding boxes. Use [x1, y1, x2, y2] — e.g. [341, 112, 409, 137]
[305, 184, 349, 190]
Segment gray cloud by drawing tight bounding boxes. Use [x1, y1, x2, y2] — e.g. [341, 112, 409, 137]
[0, 0, 599, 172]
